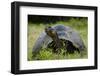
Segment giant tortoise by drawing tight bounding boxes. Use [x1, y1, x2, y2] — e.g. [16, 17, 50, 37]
[32, 24, 86, 57]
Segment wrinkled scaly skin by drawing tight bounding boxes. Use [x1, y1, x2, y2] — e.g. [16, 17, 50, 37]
[45, 26, 61, 53]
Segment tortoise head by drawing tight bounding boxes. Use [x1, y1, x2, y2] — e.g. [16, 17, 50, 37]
[45, 26, 57, 38]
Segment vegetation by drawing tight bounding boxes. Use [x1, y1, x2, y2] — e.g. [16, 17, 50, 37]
[28, 17, 88, 61]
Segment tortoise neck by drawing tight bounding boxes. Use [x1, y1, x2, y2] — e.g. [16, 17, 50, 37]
[53, 33, 61, 48]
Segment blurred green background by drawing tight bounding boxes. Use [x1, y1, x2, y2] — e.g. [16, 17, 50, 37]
[28, 15, 88, 61]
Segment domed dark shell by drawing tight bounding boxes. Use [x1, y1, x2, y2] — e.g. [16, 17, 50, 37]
[32, 24, 86, 55]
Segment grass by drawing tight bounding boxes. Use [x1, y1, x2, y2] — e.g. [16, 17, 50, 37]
[28, 18, 88, 61]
